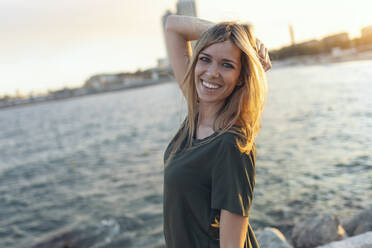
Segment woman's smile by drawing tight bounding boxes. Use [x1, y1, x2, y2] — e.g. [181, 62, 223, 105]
[200, 79, 222, 90]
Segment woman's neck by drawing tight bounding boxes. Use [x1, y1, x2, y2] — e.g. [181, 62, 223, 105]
[197, 101, 223, 128]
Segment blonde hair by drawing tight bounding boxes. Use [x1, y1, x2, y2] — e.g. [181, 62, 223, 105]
[166, 22, 267, 165]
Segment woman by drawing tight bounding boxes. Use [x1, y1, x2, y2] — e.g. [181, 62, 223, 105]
[163, 15, 271, 248]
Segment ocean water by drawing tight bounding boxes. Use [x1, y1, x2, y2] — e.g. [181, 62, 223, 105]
[0, 60, 371, 247]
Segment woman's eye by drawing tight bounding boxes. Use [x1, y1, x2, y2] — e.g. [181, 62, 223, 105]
[200, 57, 210, 62]
[223, 63, 234, 69]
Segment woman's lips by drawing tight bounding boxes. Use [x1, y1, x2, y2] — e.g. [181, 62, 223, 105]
[201, 79, 221, 90]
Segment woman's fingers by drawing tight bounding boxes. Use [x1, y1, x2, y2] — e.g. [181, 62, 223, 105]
[255, 38, 261, 51]
[264, 48, 272, 71]
[260, 43, 265, 59]
[256, 38, 272, 72]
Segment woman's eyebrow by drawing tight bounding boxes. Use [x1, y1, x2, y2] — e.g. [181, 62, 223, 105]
[221, 58, 237, 65]
[200, 52, 211, 57]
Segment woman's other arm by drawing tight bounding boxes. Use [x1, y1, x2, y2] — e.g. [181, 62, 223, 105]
[220, 209, 249, 248]
[165, 15, 213, 96]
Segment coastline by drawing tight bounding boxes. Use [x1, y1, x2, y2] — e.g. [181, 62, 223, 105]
[0, 77, 174, 110]
[271, 49, 372, 68]
[2, 49, 372, 111]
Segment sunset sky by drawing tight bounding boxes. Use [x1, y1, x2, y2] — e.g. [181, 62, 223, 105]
[1, 0, 372, 96]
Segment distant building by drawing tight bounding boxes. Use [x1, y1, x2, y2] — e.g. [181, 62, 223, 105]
[161, 10, 173, 68]
[157, 58, 169, 69]
[297, 39, 323, 54]
[84, 74, 121, 89]
[361, 25, 372, 44]
[84, 70, 163, 91]
[361, 25, 372, 38]
[176, 0, 197, 17]
[160, 0, 198, 68]
[322, 33, 349, 45]
[50, 88, 74, 99]
[300, 39, 320, 47]
[322, 32, 350, 51]
[289, 24, 295, 45]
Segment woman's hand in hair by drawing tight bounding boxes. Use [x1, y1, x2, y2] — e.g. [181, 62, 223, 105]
[256, 38, 272, 72]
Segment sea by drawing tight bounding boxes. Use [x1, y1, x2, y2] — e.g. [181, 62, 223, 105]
[0, 60, 371, 247]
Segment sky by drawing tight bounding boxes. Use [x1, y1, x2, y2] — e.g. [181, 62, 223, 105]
[1, 0, 372, 96]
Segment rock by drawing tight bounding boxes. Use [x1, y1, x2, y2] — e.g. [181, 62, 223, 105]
[342, 207, 372, 236]
[291, 214, 347, 248]
[315, 231, 372, 248]
[257, 227, 293, 248]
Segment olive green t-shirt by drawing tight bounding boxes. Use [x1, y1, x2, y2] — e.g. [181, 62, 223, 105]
[163, 127, 260, 248]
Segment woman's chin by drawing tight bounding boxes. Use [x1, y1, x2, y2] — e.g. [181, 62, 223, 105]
[198, 95, 224, 106]
[197, 88, 220, 102]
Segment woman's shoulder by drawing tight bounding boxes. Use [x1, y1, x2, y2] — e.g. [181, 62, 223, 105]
[217, 130, 257, 158]
[217, 131, 238, 145]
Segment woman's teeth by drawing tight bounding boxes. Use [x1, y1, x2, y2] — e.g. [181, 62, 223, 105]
[202, 80, 220, 89]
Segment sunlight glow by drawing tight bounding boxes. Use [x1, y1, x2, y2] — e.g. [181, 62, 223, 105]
[1, 0, 372, 95]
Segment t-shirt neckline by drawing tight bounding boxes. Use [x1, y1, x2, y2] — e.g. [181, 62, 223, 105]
[192, 114, 220, 144]
[193, 130, 219, 143]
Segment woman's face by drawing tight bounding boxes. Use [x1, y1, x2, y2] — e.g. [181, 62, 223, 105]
[194, 40, 242, 106]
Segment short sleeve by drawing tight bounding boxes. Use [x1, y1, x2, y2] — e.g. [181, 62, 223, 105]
[211, 136, 256, 217]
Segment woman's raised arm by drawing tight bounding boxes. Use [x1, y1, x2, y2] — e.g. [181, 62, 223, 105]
[165, 15, 213, 96]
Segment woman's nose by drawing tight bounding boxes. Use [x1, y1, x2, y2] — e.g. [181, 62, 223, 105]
[206, 63, 219, 78]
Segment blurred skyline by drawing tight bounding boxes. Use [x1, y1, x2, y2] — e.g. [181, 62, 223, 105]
[1, 0, 372, 96]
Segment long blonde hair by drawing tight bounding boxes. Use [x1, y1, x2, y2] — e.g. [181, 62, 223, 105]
[166, 22, 267, 165]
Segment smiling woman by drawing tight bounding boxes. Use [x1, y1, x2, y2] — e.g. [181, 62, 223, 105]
[163, 15, 271, 248]
[195, 40, 242, 105]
